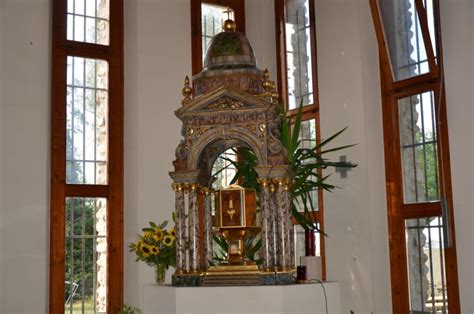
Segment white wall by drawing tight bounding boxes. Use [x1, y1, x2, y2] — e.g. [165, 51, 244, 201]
[124, 0, 192, 309]
[441, 1, 474, 312]
[0, 0, 4, 307]
[315, 0, 392, 312]
[245, 0, 277, 82]
[0, 0, 50, 313]
[0, 0, 471, 313]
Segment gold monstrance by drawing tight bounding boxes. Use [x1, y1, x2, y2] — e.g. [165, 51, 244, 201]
[207, 185, 260, 278]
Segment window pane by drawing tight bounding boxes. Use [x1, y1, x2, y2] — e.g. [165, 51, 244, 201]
[398, 91, 440, 203]
[67, 0, 110, 45]
[285, 0, 314, 110]
[65, 198, 107, 313]
[201, 3, 227, 61]
[405, 217, 448, 313]
[294, 224, 321, 260]
[299, 119, 316, 150]
[211, 148, 237, 190]
[66, 56, 109, 185]
[294, 119, 318, 212]
[377, 0, 437, 81]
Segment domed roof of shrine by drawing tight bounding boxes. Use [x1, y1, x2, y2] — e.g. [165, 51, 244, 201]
[203, 20, 257, 71]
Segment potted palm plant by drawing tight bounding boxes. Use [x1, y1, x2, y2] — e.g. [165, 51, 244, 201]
[220, 103, 356, 251]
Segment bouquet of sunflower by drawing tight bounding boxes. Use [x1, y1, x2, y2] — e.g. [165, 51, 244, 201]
[129, 220, 176, 269]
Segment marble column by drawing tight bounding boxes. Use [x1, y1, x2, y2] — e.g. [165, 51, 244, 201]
[203, 189, 213, 269]
[188, 184, 200, 272]
[270, 183, 279, 268]
[174, 184, 186, 274]
[276, 182, 288, 270]
[259, 180, 274, 271]
[283, 184, 294, 268]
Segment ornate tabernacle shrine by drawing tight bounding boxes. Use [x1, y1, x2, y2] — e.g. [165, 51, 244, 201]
[170, 18, 295, 286]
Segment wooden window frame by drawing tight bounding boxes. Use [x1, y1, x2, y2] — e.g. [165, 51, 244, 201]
[49, 1, 124, 313]
[191, 0, 246, 75]
[369, 0, 460, 312]
[275, 0, 325, 280]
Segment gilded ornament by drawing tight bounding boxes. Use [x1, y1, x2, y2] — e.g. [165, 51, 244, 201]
[181, 76, 193, 105]
[207, 97, 244, 110]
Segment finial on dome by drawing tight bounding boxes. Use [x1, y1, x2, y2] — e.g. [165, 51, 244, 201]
[223, 7, 236, 32]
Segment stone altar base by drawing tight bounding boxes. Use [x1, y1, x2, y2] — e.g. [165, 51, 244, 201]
[143, 282, 341, 314]
[172, 271, 295, 287]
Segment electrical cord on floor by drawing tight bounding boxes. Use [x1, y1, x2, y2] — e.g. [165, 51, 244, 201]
[308, 278, 328, 314]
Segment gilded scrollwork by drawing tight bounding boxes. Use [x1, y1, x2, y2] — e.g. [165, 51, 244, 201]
[267, 120, 282, 155]
[207, 96, 244, 110]
[244, 123, 257, 134]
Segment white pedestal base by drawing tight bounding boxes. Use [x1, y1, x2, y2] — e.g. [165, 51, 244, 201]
[143, 282, 341, 314]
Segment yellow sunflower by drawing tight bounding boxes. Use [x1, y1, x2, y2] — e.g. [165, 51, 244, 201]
[136, 240, 145, 250]
[169, 228, 176, 237]
[151, 246, 160, 255]
[144, 231, 154, 239]
[140, 244, 152, 257]
[154, 228, 164, 242]
[162, 235, 175, 247]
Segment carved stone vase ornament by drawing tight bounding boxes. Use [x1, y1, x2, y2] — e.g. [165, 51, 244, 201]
[169, 17, 295, 286]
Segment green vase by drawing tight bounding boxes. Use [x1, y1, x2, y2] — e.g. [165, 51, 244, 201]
[154, 264, 166, 285]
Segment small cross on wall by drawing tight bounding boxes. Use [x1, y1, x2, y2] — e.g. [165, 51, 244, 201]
[335, 155, 353, 178]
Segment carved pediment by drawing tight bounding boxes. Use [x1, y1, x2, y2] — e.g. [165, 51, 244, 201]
[175, 86, 272, 120]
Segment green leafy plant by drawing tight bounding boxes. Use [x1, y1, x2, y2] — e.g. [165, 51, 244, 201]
[118, 305, 142, 314]
[129, 220, 176, 269]
[212, 234, 263, 265]
[220, 103, 357, 231]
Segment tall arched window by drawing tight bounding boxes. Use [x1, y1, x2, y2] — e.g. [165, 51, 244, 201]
[50, 1, 124, 313]
[370, 0, 460, 312]
[275, 0, 325, 278]
[191, 0, 246, 75]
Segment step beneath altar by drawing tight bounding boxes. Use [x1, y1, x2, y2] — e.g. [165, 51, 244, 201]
[143, 282, 341, 314]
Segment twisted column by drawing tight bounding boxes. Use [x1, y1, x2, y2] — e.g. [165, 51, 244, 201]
[188, 184, 200, 273]
[258, 179, 274, 271]
[173, 183, 186, 274]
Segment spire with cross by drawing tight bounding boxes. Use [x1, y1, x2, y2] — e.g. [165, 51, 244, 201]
[223, 6, 233, 20]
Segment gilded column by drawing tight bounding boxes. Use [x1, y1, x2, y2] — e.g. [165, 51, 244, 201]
[259, 179, 274, 271]
[188, 184, 200, 272]
[173, 183, 186, 274]
[203, 188, 213, 269]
